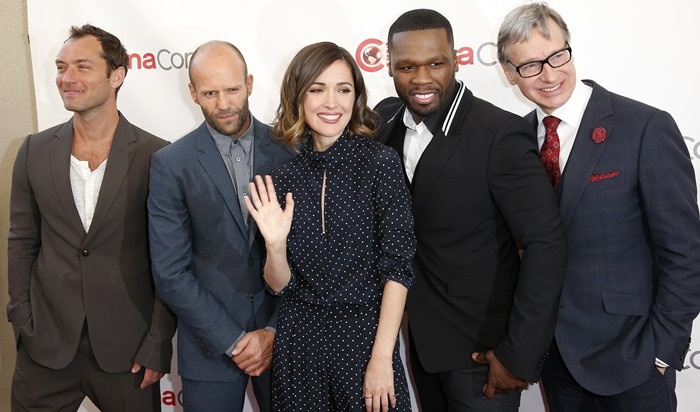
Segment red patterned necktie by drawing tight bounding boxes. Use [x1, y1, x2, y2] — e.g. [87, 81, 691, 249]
[541, 115, 562, 188]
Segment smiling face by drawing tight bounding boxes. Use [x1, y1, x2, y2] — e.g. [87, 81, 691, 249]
[55, 35, 123, 116]
[388, 28, 458, 124]
[502, 19, 576, 114]
[189, 44, 252, 138]
[303, 59, 355, 151]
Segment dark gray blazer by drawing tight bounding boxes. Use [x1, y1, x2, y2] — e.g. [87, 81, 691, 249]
[7, 113, 175, 373]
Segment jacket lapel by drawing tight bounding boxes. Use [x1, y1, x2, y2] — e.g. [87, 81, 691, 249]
[249, 119, 276, 247]
[195, 123, 249, 236]
[558, 81, 614, 225]
[85, 114, 135, 243]
[411, 82, 470, 215]
[382, 111, 412, 189]
[50, 119, 85, 236]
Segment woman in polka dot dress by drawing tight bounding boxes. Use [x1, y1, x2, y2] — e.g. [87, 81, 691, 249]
[245, 41, 415, 411]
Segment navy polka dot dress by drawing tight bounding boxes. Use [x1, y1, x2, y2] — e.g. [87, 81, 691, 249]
[270, 130, 416, 411]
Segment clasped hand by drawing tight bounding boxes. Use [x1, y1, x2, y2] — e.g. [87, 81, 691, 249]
[472, 350, 528, 398]
[231, 328, 275, 376]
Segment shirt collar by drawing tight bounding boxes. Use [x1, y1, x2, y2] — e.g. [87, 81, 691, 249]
[402, 79, 460, 133]
[536, 80, 592, 129]
[208, 116, 255, 155]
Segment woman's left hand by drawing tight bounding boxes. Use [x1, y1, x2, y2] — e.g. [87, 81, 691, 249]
[362, 355, 397, 412]
[245, 174, 294, 248]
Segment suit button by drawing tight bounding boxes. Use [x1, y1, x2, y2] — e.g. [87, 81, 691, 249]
[247, 294, 254, 302]
[248, 257, 255, 265]
[81, 250, 89, 257]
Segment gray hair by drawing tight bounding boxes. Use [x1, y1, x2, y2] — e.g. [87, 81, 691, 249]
[497, 2, 570, 65]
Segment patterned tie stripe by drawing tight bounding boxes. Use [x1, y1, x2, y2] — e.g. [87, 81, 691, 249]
[541, 115, 562, 188]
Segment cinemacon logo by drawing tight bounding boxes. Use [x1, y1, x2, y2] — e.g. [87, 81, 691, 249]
[127, 38, 497, 72]
[683, 136, 700, 160]
[128, 49, 193, 70]
[355, 38, 497, 72]
[684, 349, 700, 370]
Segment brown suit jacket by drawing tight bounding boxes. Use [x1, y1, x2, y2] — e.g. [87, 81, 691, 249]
[7, 113, 176, 373]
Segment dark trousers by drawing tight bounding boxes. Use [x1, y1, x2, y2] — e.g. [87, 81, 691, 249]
[11, 329, 160, 412]
[541, 339, 677, 412]
[181, 370, 271, 412]
[408, 333, 520, 412]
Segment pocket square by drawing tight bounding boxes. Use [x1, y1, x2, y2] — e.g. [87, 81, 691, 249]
[588, 171, 621, 183]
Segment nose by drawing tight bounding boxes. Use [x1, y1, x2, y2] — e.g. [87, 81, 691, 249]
[216, 93, 230, 110]
[323, 92, 337, 108]
[58, 66, 77, 84]
[538, 62, 558, 82]
[411, 66, 432, 84]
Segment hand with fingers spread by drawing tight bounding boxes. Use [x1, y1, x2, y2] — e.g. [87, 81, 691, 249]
[245, 174, 295, 292]
[472, 350, 528, 398]
[245, 174, 294, 247]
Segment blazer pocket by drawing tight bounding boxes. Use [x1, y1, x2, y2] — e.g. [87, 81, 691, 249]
[588, 171, 620, 183]
[602, 290, 651, 316]
[586, 171, 625, 192]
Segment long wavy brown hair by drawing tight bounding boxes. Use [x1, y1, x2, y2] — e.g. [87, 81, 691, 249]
[273, 41, 378, 149]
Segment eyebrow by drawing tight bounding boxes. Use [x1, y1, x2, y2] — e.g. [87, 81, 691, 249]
[311, 81, 353, 87]
[515, 45, 568, 65]
[55, 58, 95, 65]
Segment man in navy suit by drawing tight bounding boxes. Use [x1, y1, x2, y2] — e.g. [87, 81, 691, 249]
[147, 41, 293, 411]
[498, 3, 700, 411]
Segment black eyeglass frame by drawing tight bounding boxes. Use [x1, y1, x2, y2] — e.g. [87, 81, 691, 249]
[508, 45, 573, 78]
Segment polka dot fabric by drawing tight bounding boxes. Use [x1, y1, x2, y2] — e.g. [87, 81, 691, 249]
[270, 130, 416, 411]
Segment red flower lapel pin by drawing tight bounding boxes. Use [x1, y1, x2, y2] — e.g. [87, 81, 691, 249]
[592, 127, 606, 143]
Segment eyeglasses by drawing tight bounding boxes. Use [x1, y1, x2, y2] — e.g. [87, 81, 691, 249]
[509, 46, 572, 78]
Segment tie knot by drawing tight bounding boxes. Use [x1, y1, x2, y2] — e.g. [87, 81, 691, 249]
[543, 115, 561, 132]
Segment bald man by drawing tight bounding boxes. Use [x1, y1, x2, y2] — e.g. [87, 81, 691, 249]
[147, 41, 294, 411]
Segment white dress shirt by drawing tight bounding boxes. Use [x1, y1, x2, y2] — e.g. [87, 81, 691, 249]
[70, 156, 107, 232]
[536, 81, 593, 172]
[402, 108, 433, 183]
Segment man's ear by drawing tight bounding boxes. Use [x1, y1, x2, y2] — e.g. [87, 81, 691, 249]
[246, 74, 253, 97]
[188, 83, 199, 104]
[502, 64, 517, 85]
[110, 66, 126, 89]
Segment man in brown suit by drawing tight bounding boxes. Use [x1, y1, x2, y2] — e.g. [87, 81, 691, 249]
[7, 24, 175, 411]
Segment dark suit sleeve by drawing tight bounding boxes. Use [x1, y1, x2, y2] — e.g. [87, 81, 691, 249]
[132, 296, 176, 372]
[639, 111, 700, 370]
[488, 117, 568, 382]
[6, 135, 41, 342]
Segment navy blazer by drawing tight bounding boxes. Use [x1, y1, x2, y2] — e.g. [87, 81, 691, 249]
[376, 81, 568, 382]
[147, 117, 294, 381]
[528, 80, 700, 395]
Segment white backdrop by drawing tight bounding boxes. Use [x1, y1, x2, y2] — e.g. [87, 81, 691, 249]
[25, 0, 700, 410]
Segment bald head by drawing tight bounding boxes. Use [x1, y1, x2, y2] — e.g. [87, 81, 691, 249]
[187, 40, 254, 138]
[188, 40, 248, 87]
